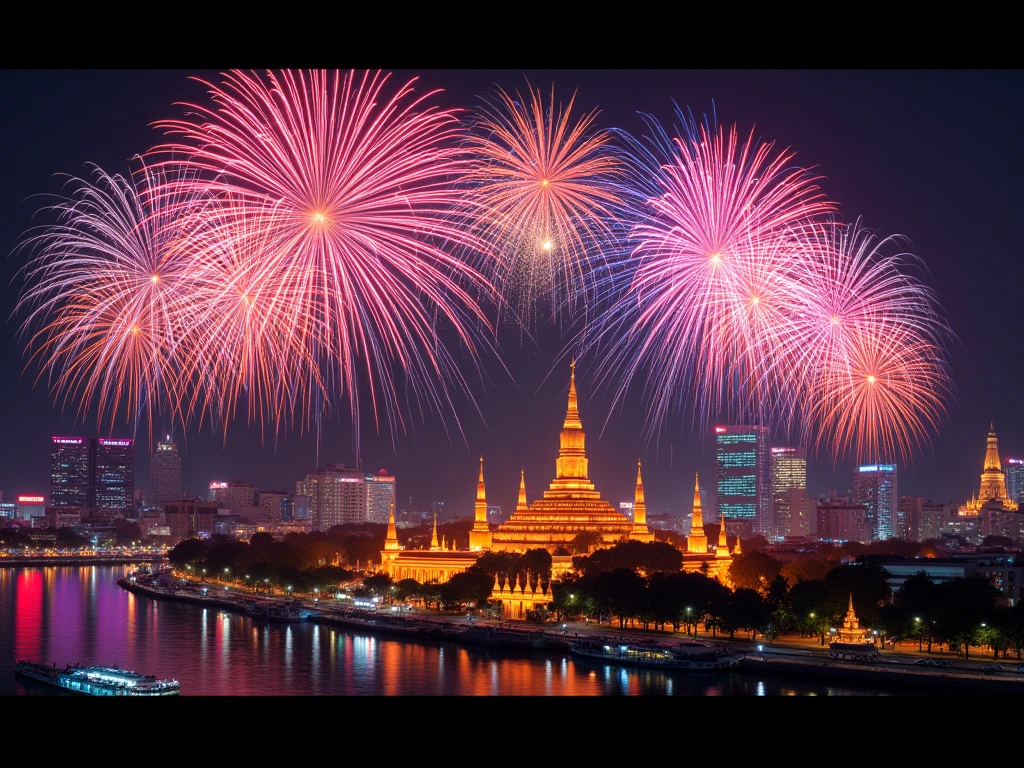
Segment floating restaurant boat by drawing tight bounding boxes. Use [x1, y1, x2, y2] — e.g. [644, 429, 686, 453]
[568, 636, 739, 671]
[15, 660, 180, 696]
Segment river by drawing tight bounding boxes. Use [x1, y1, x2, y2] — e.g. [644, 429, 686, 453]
[0, 565, 909, 695]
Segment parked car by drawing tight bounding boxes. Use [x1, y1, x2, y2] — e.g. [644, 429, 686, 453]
[914, 658, 932, 666]
[983, 664, 1003, 674]
[1016, 664, 1024, 673]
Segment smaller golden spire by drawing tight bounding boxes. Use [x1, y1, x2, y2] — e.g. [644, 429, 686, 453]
[517, 468, 528, 512]
[430, 513, 439, 550]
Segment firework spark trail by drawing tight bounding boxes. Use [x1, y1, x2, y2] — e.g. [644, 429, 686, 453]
[458, 80, 633, 328]
[149, 69, 499, 447]
[14, 163, 207, 441]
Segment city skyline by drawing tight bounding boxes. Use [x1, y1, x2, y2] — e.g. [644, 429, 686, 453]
[1, 70, 1022, 519]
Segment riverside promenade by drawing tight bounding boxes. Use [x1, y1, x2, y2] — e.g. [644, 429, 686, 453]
[120, 569, 1024, 691]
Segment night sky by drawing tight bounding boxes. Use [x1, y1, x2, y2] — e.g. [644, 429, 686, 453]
[1, 70, 1021, 519]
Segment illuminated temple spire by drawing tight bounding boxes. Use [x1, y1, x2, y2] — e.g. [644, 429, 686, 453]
[470, 456, 493, 551]
[629, 460, 655, 542]
[687, 473, 708, 554]
[517, 469, 528, 512]
[962, 422, 1016, 511]
[716, 503, 731, 559]
[430, 513, 440, 551]
[384, 503, 400, 552]
[553, 359, 589, 484]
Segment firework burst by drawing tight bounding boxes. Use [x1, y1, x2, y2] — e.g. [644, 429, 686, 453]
[791, 220, 954, 462]
[150, 69, 498, 445]
[14, 163, 206, 440]
[459, 80, 631, 326]
[594, 108, 836, 432]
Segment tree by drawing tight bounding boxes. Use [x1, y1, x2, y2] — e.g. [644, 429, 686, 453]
[167, 537, 206, 566]
[521, 548, 554, 586]
[780, 558, 833, 587]
[981, 535, 1015, 549]
[728, 551, 782, 594]
[362, 573, 394, 597]
[570, 530, 602, 555]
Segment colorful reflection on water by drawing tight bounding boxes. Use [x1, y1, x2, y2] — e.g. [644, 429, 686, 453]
[0, 566, 899, 696]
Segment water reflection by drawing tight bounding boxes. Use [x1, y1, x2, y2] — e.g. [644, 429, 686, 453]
[1, 566, 907, 696]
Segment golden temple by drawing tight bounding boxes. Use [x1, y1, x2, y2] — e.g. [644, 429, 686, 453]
[836, 594, 870, 644]
[489, 360, 638, 553]
[960, 423, 1018, 514]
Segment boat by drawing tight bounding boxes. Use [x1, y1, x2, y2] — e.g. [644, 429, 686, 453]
[568, 636, 739, 671]
[15, 660, 180, 696]
[244, 599, 313, 623]
[459, 624, 552, 650]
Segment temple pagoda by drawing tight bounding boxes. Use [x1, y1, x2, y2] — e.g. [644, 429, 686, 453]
[836, 594, 870, 644]
[489, 361, 636, 554]
[960, 423, 1018, 514]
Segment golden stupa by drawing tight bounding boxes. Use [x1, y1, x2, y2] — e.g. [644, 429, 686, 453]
[489, 360, 636, 554]
[961, 422, 1018, 514]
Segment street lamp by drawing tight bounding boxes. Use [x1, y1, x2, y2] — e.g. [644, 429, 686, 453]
[314, 587, 319, 606]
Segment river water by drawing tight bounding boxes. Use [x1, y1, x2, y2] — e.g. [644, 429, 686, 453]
[0, 565, 906, 696]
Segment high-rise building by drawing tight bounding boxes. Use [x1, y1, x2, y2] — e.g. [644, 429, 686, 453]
[619, 501, 634, 522]
[94, 438, 134, 514]
[150, 437, 182, 508]
[257, 491, 291, 524]
[771, 446, 806, 540]
[897, 496, 925, 541]
[225, 481, 257, 513]
[1004, 458, 1024, 505]
[715, 425, 771, 537]
[208, 481, 229, 505]
[296, 464, 367, 530]
[365, 469, 396, 525]
[852, 464, 898, 540]
[165, 500, 217, 543]
[292, 495, 312, 521]
[818, 500, 871, 543]
[50, 436, 92, 508]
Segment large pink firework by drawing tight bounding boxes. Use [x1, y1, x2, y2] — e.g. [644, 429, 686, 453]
[150, 69, 497, 444]
[459, 80, 631, 326]
[15, 163, 205, 440]
[597, 113, 836, 432]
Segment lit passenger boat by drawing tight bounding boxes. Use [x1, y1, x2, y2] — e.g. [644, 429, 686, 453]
[15, 661, 180, 696]
[568, 636, 739, 671]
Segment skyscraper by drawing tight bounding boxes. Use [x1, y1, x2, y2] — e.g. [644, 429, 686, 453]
[1004, 458, 1024, 504]
[852, 464, 898, 540]
[94, 438, 134, 514]
[771, 446, 807, 540]
[365, 469, 396, 525]
[715, 425, 771, 537]
[296, 464, 367, 530]
[150, 437, 182, 508]
[50, 436, 92, 508]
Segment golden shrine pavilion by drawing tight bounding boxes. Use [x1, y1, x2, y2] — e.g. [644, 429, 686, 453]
[836, 594, 870, 644]
[489, 361, 644, 553]
[960, 423, 1018, 514]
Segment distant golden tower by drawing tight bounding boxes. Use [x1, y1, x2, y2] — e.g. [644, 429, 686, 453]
[384, 504, 400, 552]
[430, 513, 440, 551]
[629, 460, 655, 542]
[716, 503, 731, 559]
[962, 422, 1018, 513]
[516, 469, 528, 513]
[469, 455, 493, 551]
[687, 474, 708, 554]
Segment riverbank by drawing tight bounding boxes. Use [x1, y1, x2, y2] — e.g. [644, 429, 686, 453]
[117, 576, 1024, 691]
[2, 556, 165, 568]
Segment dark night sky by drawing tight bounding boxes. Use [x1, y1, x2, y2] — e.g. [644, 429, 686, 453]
[0, 70, 1021, 520]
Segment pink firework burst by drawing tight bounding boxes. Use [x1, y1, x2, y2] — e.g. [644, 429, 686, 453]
[150, 69, 498, 445]
[15, 163, 205, 440]
[598, 113, 836, 433]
